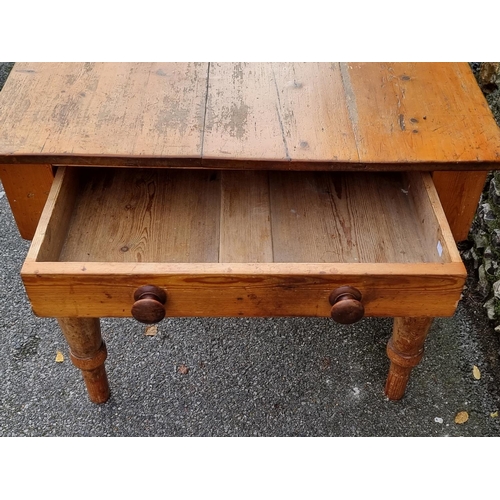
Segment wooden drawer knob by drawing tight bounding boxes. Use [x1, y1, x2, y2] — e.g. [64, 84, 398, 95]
[329, 286, 364, 324]
[131, 285, 167, 324]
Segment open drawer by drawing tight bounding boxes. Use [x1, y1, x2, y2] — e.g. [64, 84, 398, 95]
[21, 167, 466, 320]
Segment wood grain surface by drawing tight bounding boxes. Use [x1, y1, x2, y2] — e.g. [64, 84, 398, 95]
[58, 168, 221, 263]
[219, 170, 273, 263]
[433, 170, 489, 241]
[29, 168, 458, 266]
[0, 163, 53, 239]
[1, 62, 499, 170]
[385, 316, 434, 400]
[21, 261, 466, 318]
[340, 62, 500, 166]
[0, 62, 209, 161]
[22, 168, 466, 319]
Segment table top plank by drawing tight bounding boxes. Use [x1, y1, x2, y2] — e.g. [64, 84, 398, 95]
[1, 62, 499, 169]
[202, 62, 287, 161]
[271, 62, 359, 162]
[342, 62, 500, 165]
[202, 62, 359, 163]
[0, 62, 209, 160]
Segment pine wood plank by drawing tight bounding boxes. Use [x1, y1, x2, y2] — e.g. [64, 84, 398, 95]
[341, 62, 500, 165]
[269, 172, 432, 263]
[343, 173, 430, 263]
[0, 164, 54, 239]
[433, 170, 488, 241]
[203, 63, 359, 163]
[273, 62, 359, 162]
[202, 62, 287, 161]
[405, 172, 463, 263]
[21, 261, 466, 318]
[1, 63, 499, 171]
[219, 170, 273, 263]
[57, 168, 221, 263]
[269, 171, 358, 263]
[0, 62, 209, 161]
[27, 167, 79, 262]
[27, 169, 461, 268]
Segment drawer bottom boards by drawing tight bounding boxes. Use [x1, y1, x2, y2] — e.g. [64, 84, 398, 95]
[22, 168, 466, 319]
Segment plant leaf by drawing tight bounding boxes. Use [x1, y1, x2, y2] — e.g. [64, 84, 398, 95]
[178, 364, 189, 375]
[145, 325, 158, 336]
[454, 411, 469, 424]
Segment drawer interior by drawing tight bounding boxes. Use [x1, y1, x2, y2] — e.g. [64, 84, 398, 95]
[34, 167, 456, 265]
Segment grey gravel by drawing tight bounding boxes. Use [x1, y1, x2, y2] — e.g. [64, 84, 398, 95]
[1, 62, 499, 436]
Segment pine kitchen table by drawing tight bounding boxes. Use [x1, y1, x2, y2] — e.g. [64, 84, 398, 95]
[1, 62, 500, 404]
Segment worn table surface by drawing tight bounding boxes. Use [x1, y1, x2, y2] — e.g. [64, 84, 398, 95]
[0, 62, 499, 170]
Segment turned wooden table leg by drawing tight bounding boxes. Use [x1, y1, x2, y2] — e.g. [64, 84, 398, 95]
[385, 317, 434, 400]
[57, 318, 110, 404]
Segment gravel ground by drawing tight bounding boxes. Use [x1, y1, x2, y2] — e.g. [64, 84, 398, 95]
[1, 62, 500, 436]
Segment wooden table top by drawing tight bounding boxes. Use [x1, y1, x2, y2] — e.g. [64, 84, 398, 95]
[0, 62, 499, 170]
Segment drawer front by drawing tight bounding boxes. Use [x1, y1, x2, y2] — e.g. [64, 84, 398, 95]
[22, 167, 466, 319]
[21, 262, 465, 318]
